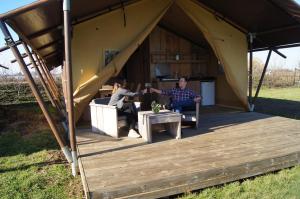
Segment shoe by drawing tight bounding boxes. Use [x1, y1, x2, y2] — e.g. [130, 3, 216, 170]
[128, 129, 141, 138]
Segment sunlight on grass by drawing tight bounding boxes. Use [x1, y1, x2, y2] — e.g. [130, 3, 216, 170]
[258, 87, 300, 101]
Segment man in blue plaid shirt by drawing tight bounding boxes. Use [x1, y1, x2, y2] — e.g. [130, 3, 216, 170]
[150, 77, 201, 113]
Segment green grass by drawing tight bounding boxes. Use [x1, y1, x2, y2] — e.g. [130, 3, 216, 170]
[0, 105, 82, 199]
[257, 87, 300, 101]
[180, 166, 300, 199]
[181, 87, 300, 199]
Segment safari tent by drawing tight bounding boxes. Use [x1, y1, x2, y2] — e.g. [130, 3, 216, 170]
[1, 0, 300, 198]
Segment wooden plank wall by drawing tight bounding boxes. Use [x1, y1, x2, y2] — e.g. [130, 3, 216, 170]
[149, 27, 208, 81]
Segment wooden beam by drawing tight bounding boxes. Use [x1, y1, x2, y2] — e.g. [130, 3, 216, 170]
[158, 24, 208, 50]
[255, 24, 300, 36]
[0, 0, 51, 20]
[36, 39, 62, 51]
[28, 25, 63, 40]
[72, 0, 141, 25]
[23, 42, 58, 109]
[251, 43, 300, 52]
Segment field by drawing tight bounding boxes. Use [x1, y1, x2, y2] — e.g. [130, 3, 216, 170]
[181, 87, 300, 199]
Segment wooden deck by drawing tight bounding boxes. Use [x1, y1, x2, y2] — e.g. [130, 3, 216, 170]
[76, 110, 300, 199]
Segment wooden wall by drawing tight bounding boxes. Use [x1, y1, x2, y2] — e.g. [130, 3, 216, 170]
[149, 27, 208, 81]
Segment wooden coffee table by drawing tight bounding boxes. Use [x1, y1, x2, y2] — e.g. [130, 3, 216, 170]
[138, 110, 182, 143]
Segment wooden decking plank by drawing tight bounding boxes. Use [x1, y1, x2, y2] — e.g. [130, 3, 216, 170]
[85, 142, 300, 191]
[81, 129, 300, 172]
[76, 111, 300, 198]
[92, 151, 300, 199]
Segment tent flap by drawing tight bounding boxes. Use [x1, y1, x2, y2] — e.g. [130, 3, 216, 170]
[72, 0, 174, 121]
[176, 0, 249, 110]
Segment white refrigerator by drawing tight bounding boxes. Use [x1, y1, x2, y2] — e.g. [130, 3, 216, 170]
[200, 81, 215, 106]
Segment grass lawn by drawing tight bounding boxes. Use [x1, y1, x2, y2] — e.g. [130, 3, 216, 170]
[180, 87, 300, 199]
[0, 104, 83, 199]
[258, 87, 300, 101]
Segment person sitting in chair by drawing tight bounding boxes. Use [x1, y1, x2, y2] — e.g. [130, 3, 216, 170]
[150, 77, 201, 113]
[108, 79, 146, 138]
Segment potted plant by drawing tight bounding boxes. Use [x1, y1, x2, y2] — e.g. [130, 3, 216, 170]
[151, 101, 161, 113]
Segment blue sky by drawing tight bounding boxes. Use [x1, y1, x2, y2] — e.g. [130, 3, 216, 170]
[0, 0, 299, 74]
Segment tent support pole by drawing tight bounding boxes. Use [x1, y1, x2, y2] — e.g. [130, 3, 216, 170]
[33, 53, 57, 100]
[248, 33, 254, 110]
[22, 42, 57, 109]
[253, 49, 272, 105]
[0, 20, 72, 163]
[63, 0, 78, 176]
[43, 61, 61, 97]
[38, 57, 61, 100]
[34, 54, 65, 113]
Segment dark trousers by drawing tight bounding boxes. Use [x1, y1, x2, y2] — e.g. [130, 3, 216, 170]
[171, 99, 195, 113]
[119, 102, 138, 130]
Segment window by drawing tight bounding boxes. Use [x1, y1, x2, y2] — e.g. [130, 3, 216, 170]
[104, 49, 120, 66]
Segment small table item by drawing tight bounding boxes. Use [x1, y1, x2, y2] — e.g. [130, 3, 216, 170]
[138, 110, 181, 143]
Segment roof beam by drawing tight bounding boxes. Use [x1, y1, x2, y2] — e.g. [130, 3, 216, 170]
[255, 24, 300, 36]
[251, 43, 300, 52]
[28, 25, 63, 40]
[0, 0, 54, 20]
[192, 0, 248, 34]
[72, 0, 141, 25]
[36, 39, 63, 51]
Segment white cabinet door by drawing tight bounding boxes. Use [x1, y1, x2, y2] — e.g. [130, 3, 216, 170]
[201, 81, 215, 106]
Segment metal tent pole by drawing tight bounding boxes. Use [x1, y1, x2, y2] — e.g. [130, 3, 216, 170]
[253, 49, 272, 105]
[63, 0, 78, 176]
[0, 20, 73, 163]
[248, 33, 254, 111]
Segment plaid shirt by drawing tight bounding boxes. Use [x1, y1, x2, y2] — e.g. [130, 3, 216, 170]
[161, 88, 197, 103]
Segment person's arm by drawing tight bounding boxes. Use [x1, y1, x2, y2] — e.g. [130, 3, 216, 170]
[151, 88, 174, 96]
[189, 90, 201, 102]
[121, 88, 139, 97]
[150, 88, 162, 94]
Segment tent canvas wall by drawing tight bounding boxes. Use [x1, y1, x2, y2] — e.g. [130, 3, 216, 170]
[69, 0, 249, 122]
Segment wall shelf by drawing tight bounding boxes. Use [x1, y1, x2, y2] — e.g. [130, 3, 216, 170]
[151, 52, 208, 64]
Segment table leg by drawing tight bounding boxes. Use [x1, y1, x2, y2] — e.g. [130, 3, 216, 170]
[166, 121, 181, 139]
[146, 117, 152, 143]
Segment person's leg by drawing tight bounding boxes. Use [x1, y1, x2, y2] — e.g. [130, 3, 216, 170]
[172, 99, 195, 113]
[122, 102, 137, 130]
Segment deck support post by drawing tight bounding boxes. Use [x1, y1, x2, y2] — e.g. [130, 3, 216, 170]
[248, 33, 254, 111]
[253, 49, 272, 105]
[63, 0, 78, 176]
[0, 20, 73, 163]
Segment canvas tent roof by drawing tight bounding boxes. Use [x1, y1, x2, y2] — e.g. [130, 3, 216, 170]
[1, 0, 300, 69]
